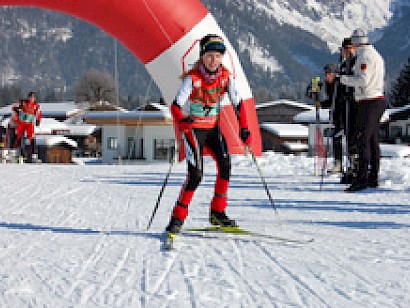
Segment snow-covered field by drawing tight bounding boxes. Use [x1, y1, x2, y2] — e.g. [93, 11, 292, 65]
[0, 152, 409, 307]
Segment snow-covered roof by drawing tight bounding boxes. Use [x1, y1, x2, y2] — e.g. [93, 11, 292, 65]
[383, 105, 410, 122]
[380, 144, 410, 158]
[34, 118, 69, 134]
[32, 118, 97, 136]
[295, 107, 392, 124]
[36, 102, 80, 117]
[1, 116, 97, 136]
[387, 104, 410, 116]
[85, 110, 171, 119]
[293, 109, 331, 123]
[256, 99, 314, 111]
[142, 102, 170, 113]
[260, 123, 309, 137]
[0, 104, 14, 116]
[0, 102, 80, 117]
[66, 124, 98, 136]
[283, 142, 309, 151]
[35, 135, 77, 148]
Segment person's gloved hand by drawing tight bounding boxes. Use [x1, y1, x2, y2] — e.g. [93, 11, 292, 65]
[179, 116, 194, 132]
[240, 128, 251, 145]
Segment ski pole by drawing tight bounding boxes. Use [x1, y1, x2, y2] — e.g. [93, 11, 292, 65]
[320, 138, 328, 191]
[146, 135, 183, 230]
[246, 145, 277, 212]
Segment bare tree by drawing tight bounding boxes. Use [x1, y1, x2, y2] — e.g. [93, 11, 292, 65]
[74, 69, 117, 105]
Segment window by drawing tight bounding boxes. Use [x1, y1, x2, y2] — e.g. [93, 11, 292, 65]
[390, 126, 402, 139]
[107, 137, 118, 150]
[407, 124, 410, 137]
[323, 127, 335, 138]
[154, 139, 175, 160]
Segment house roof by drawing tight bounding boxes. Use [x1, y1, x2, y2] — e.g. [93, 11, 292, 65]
[86, 110, 171, 119]
[34, 118, 69, 134]
[35, 135, 78, 148]
[137, 102, 170, 114]
[0, 102, 80, 118]
[383, 105, 410, 122]
[84, 110, 172, 126]
[256, 99, 314, 111]
[37, 102, 81, 118]
[32, 118, 98, 136]
[260, 123, 309, 137]
[294, 105, 402, 124]
[283, 142, 309, 151]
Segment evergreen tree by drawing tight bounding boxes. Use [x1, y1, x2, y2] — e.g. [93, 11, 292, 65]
[390, 57, 410, 107]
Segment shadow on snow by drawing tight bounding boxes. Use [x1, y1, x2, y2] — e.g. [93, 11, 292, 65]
[0, 221, 162, 239]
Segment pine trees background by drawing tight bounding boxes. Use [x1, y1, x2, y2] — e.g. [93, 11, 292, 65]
[390, 58, 410, 107]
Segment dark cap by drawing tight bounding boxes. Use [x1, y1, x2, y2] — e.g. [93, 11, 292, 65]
[342, 37, 352, 47]
[199, 34, 226, 56]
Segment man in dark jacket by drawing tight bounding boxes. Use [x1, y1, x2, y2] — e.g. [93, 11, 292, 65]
[338, 37, 359, 184]
[322, 63, 344, 173]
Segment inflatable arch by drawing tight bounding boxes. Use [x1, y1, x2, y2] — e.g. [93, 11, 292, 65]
[0, 0, 261, 155]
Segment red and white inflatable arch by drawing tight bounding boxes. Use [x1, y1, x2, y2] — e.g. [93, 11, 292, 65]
[0, 0, 261, 155]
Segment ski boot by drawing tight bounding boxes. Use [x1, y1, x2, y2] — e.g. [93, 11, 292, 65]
[165, 217, 184, 234]
[209, 210, 237, 227]
[164, 217, 184, 250]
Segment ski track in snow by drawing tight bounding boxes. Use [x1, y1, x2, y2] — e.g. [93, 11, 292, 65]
[0, 155, 409, 307]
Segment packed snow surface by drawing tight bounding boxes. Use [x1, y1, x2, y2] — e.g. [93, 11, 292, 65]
[0, 152, 409, 307]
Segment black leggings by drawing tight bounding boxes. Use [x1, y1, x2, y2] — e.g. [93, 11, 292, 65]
[184, 126, 230, 191]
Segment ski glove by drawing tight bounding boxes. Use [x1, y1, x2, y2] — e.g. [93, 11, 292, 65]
[179, 116, 194, 132]
[240, 128, 251, 145]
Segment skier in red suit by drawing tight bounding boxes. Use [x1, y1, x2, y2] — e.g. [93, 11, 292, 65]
[165, 34, 251, 234]
[14, 92, 42, 155]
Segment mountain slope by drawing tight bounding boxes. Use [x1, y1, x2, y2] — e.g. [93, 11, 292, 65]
[0, 1, 409, 103]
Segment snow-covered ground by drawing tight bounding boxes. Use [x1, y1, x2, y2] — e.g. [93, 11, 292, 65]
[0, 152, 409, 307]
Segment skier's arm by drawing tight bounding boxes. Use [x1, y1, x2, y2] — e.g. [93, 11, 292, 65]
[227, 76, 251, 144]
[171, 76, 194, 132]
[36, 108, 42, 126]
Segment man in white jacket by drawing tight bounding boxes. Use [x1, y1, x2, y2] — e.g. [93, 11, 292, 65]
[340, 29, 387, 192]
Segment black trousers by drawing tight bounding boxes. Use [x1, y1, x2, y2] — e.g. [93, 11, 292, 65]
[355, 98, 387, 182]
[184, 126, 230, 191]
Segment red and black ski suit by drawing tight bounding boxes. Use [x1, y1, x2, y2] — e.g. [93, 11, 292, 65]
[14, 99, 42, 148]
[170, 65, 250, 221]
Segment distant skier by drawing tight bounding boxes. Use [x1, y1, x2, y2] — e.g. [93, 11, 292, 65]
[165, 34, 251, 234]
[14, 92, 42, 160]
[340, 30, 387, 192]
[7, 101, 22, 148]
[321, 63, 344, 173]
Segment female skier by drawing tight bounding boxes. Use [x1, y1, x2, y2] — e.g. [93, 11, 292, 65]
[165, 34, 251, 234]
